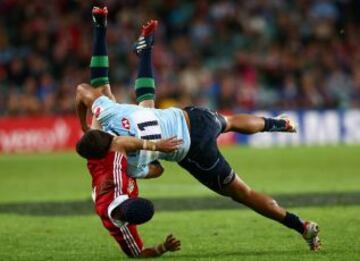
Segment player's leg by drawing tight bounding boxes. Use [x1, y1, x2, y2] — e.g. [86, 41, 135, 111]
[179, 107, 320, 250]
[131, 20, 164, 176]
[224, 114, 296, 134]
[221, 174, 298, 226]
[90, 6, 115, 100]
[221, 170, 320, 251]
[133, 20, 158, 108]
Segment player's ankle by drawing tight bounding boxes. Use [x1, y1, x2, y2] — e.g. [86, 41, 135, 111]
[280, 211, 305, 234]
[262, 117, 286, 132]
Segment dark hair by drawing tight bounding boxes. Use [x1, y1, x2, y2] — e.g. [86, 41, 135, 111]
[113, 198, 155, 225]
[76, 130, 114, 159]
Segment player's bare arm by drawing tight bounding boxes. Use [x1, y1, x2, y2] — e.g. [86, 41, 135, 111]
[76, 83, 103, 132]
[139, 234, 181, 258]
[111, 135, 183, 155]
[76, 129, 183, 160]
[76, 83, 116, 132]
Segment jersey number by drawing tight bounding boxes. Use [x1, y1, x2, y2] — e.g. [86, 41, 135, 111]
[137, 121, 162, 140]
[133, 110, 162, 140]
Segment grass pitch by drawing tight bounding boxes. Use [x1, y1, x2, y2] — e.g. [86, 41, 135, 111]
[0, 146, 360, 260]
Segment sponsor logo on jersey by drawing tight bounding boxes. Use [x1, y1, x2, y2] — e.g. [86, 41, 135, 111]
[94, 106, 103, 118]
[127, 178, 135, 194]
[122, 118, 131, 130]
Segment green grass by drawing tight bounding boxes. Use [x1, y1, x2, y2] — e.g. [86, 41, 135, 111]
[0, 146, 360, 260]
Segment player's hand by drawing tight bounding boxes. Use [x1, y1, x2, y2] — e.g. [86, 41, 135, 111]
[156, 136, 183, 153]
[163, 234, 181, 252]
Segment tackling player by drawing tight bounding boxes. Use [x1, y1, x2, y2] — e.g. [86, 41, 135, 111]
[87, 149, 180, 257]
[77, 7, 181, 258]
[76, 7, 320, 252]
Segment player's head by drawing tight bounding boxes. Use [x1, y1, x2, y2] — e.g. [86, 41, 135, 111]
[113, 197, 155, 225]
[76, 129, 113, 159]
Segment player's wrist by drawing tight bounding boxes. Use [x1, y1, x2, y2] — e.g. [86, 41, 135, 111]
[143, 140, 156, 151]
[154, 243, 167, 255]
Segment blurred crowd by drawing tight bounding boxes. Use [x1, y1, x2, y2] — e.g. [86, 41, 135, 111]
[0, 0, 360, 115]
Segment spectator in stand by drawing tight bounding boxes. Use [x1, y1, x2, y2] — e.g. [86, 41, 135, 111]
[0, 0, 359, 115]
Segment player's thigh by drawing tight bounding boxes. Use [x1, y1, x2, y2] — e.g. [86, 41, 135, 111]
[179, 148, 235, 195]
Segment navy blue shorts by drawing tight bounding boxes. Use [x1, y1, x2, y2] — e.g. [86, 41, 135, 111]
[178, 107, 235, 194]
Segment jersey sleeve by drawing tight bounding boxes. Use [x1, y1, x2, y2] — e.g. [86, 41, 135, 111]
[126, 164, 149, 179]
[101, 218, 143, 257]
[91, 96, 117, 126]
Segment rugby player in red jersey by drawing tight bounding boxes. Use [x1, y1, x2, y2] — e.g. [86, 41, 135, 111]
[76, 7, 181, 258]
[86, 147, 181, 258]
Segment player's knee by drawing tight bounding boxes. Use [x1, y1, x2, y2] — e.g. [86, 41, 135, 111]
[112, 198, 155, 225]
[269, 199, 279, 208]
[223, 116, 233, 132]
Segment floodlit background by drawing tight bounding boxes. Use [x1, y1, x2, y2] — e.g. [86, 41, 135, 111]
[0, 1, 360, 260]
[1, 0, 360, 113]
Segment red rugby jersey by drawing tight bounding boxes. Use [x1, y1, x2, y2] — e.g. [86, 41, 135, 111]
[87, 152, 143, 257]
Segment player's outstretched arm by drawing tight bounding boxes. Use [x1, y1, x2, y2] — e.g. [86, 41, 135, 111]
[110, 136, 183, 155]
[76, 130, 182, 160]
[139, 234, 181, 258]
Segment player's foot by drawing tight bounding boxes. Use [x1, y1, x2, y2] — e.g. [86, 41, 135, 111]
[303, 221, 321, 251]
[134, 19, 158, 56]
[92, 6, 108, 27]
[275, 114, 297, 133]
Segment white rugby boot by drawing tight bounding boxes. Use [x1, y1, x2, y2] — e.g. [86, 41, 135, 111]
[303, 221, 321, 251]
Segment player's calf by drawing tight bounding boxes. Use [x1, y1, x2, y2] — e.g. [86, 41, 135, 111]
[134, 20, 159, 104]
[222, 175, 320, 251]
[90, 6, 110, 88]
[223, 176, 286, 221]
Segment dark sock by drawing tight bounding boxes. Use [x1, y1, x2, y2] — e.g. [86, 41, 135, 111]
[90, 25, 109, 87]
[281, 212, 305, 234]
[262, 117, 286, 132]
[135, 49, 155, 102]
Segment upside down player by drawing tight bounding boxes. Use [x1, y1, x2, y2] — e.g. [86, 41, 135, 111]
[77, 7, 181, 258]
[76, 6, 321, 252]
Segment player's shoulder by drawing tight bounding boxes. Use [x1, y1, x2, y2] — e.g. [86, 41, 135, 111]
[88, 151, 126, 168]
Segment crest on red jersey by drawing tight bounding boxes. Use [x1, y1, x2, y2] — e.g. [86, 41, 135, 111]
[127, 178, 135, 194]
[122, 117, 130, 130]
